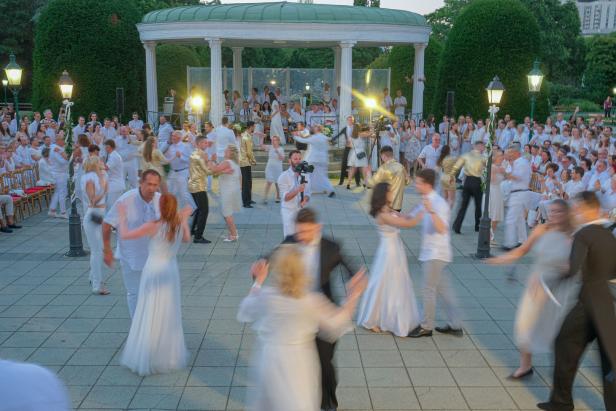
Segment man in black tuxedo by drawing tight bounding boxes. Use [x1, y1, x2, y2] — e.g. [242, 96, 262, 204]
[538, 191, 616, 411]
[333, 115, 362, 187]
[257, 207, 358, 411]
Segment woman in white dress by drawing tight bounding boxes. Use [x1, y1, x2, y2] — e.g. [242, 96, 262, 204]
[356, 182, 422, 337]
[487, 148, 505, 244]
[347, 131, 369, 190]
[487, 199, 576, 380]
[269, 95, 286, 145]
[81, 156, 109, 295]
[263, 135, 285, 204]
[238, 245, 367, 411]
[251, 103, 265, 146]
[210, 145, 241, 242]
[448, 123, 461, 157]
[118, 193, 191, 376]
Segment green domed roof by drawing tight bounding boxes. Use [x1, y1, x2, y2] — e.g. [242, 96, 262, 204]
[141, 2, 427, 27]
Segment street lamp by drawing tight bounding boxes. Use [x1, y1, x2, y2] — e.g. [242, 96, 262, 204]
[1, 79, 7, 106]
[365, 97, 377, 123]
[476, 75, 505, 259]
[59, 70, 86, 257]
[527, 60, 544, 140]
[192, 94, 204, 131]
[4, 53, 23, 125]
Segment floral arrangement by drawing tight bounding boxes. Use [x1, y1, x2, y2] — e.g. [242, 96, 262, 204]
[233, 122, 245, 133]
[322, 124, 333, 137]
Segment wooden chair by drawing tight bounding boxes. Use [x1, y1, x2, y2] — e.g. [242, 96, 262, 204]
[32, 162, 53, 208]
[0, 172, 25, 222]
[19, 166, 46, 213]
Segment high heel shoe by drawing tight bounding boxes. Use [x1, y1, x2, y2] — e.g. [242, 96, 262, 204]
[506, 367, 534, 380]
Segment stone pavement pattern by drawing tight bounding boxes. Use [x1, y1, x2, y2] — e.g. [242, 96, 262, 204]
[0, 181, 606, 411]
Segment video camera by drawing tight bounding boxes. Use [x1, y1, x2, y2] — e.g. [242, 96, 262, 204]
[294, 161, 314, 175]
[374, 115, 393, 133]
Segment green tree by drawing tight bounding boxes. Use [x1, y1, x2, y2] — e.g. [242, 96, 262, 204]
[156, 44, 201, 101]
[132, 0, 200, 14]
[519, 0, 584, 84]
[582, 33, 616, 103]
[32, 0, 144, 117]
[432, 0, 546, 121]
[425, 0, 473, 42]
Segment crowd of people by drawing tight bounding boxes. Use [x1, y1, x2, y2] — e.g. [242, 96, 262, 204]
[1, 85, 616, 411]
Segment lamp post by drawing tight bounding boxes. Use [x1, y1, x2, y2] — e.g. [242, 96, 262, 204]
[476, 76, 505, 259]
[60, 70, 86, 258]
[192, 94, 204, 132]
[4, 53, 23, 125]
[1, 79, 7, 106]
[527, 60, 544, 141]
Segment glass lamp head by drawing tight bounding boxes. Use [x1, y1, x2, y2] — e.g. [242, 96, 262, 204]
[527, 60, 544, 93]
[1, 79, 7, 87]
[365, 98, 377, 109]
[4, 53, 23, 88]
[192, 95, 204, 112]
[58, 70, 74, 100]
[486, 76, 505, 105]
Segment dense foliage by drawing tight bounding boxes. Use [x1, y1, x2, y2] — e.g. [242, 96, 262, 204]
[32, 0, 144, 118]
[582, 33, 616, 104]
[156, 45, 201, 100]
[432, 0, 547, 120]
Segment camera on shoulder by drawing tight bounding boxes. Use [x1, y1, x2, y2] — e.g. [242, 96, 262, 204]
[294, 161, 314, 174]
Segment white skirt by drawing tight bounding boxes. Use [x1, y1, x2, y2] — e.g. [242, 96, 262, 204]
[348, 148, 368, 168]
[265, 161, 283, 183]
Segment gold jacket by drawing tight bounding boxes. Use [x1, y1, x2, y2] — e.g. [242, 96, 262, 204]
[188, 149, 213, 193]
[450, 149, 486, 178]
[239, 132, 256, 167]
[368, 159, 406, 210]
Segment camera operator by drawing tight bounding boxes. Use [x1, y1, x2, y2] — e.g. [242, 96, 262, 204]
[294, 124, 335, 198]
[277, 150, 312, 237]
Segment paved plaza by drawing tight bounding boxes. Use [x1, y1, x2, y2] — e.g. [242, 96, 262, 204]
[0, 182, 606, 411]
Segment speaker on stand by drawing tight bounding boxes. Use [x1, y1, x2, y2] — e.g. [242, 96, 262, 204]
[115, 87, 125, 124]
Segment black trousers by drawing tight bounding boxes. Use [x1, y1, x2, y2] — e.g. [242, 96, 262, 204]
[550, 293, 616, 411]
[240, 166, 252, 206]
[190, 191, 209, 239]
[340, 146, 361, 186]
[316, 337, 338, 409]
[452, 175, 482, 232]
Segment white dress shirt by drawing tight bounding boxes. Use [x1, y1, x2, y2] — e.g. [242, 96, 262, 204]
[418, 145, 442, 170]
[214, 126, 237, 160]
[104, 189, 161, 271]
[157, 123, 174, 145]
[278, 168, 312, 211]
[128, 119, 144, 131]
[293, 133, 330, 164]
[101, 126, 117, 140]
[411, 190, 452, 263]
[165, 142, 192, 171]
[49, 145, 69, 174]
[509, 157, 532, 191]
[114, 135, 139, 164]
[105, 150, 124, 192]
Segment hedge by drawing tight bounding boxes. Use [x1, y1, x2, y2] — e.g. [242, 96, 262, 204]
[32, 0, 144, 119]
[582, 33, 616, 104]
[431, 0, 547, 121]
[156, 44, 201, 104]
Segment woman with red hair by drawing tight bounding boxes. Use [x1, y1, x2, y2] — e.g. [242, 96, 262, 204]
[117, 193, 192, 376]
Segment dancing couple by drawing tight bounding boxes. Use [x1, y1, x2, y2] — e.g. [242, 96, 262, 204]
[357, 168, 463, 338]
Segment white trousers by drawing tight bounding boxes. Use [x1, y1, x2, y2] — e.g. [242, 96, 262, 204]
[50, 173, 68, 213]
[310, 162, 333, 194]
[504, 191, 529, 248]
[123, 161, 138, 190]
[0, 195, 14, 219]
[168, 170, 195, 209]
[83, 208, 104, 292]
[106, 189, 124, 213]
[421, 260, 461, 330]
[120, 261, 142, 318]
[281, 208, 298, 238]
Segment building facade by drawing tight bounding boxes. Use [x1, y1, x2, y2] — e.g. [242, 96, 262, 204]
[575, 0, 616, 35]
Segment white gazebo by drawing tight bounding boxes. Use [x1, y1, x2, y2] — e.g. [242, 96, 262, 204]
[137, 1, 431, 126]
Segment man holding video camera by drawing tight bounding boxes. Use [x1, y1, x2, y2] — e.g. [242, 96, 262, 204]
[278, 150, 312, 237]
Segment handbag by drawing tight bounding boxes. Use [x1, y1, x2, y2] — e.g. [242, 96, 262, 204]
[351, 137, 366, 160]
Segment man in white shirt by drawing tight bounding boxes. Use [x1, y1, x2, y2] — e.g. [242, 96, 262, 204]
[555, 112, 567, 133]
[289, 101, 305, 124]
[114, 126, 139, 190]
[103, 139, 125, 212]
[72, 116, 87, 142]
[293, 125, 335, 197]
[128, 112, 144, 132]
[305, 104, 323, 127]
[393, 89, 407, 124]
[587, 160, 610, 192]
[214, 117, 237, 161]
[15, 137, 36, 166]
[408, 168, 462, 338]
[103, 170, 161, 317]
[157, 115, 174, 152]
[28, 112, 41, 136]
[165, 130, 195, 209]
[471, 120, 488, 144]
[101, 118, 117, 140]
[503, 147, 532, 250]
[87, 112, 101, 130]
[222, 103, 236, 123]
[278, 150, 311, 237]
[274, 88, 287, 105]
[565, 166, 586, 200]
[238, 101, 251, 124]
[418, 133, 442, 170]
[48, 136, 69, 218]
[382, 88, 393, 113]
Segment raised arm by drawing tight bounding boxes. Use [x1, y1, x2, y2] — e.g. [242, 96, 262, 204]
[487, 224, 547, 265]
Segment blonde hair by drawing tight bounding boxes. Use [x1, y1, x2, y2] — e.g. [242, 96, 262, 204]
[83, 155, 101, 173]
[269, 245, 308, 299]
[226, 144, 239, 163]
[143, 136, 157, 163]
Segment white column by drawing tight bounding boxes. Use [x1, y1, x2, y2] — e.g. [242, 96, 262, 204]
[208, 38, 223, 126]
[232, 47, 244, 97]
[143, 41, 158, 125]
[333, 46, 341, 98]
[338, 41, 355, 137]
[411, 43, 426, 121]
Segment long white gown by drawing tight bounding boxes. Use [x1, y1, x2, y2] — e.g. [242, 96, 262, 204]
[120, 224, 188, 376]
[270, 100, 286, 145]
[514, 230, 578, 353]
[238, 287, 353, 411]
[356, 221, 420, 337]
